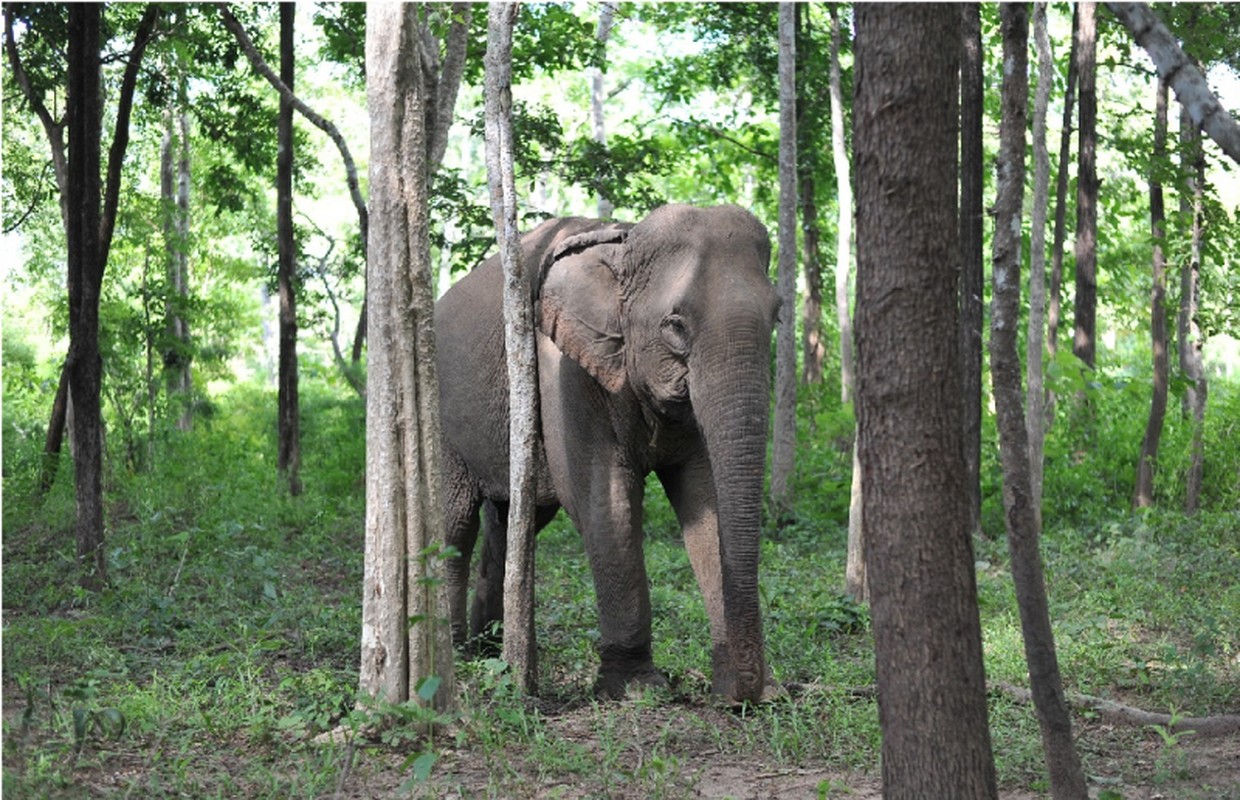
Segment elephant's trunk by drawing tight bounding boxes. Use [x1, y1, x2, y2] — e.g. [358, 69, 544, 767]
[691, 334, 771, 703]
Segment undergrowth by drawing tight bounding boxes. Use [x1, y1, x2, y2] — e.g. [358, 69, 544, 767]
[3, 374, 1237, 797]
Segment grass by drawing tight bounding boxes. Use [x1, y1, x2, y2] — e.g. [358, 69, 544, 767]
[3, 377, 1239, 797]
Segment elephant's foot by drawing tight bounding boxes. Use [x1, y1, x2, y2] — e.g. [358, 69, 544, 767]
[595, 644, 669, 700]
[710, 643, 783, 705]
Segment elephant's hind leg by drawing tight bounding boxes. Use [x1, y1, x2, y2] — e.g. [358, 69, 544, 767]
[443, 448, 482, 650]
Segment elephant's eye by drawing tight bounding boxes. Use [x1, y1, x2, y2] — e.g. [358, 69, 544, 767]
[660, 314, 689, 355]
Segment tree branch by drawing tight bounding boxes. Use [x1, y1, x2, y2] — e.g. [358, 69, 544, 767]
[1106, 2, 1240, 164]
[99, 3, 161, 269]
[216, 3, 369, 258]
[995, 681, 1240, 737]
[5, 7, 69, 228]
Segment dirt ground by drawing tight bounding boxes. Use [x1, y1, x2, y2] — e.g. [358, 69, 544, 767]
[333, 701, 1240, 800]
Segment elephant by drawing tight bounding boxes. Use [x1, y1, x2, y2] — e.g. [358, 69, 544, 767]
[435, 203, 779, 704]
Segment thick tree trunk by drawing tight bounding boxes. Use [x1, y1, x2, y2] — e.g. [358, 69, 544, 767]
[1047, 6, 1080, 428]
[798, 4, 825, 388]
[484, 1, 538, 694]
[277, 2, 302, 497]
[1073, 3, 1098, 371]
[854, 6, 997, 796]
[361, 2, 456, 715]
[1027, 3, 1053, 530]
[990, 8, 1088, 798]
[770, 1, 797, 523]
[1133, 80, 1169, 509]
[959, 2, 984, 538]
[829, 6, 854, 406]
[1178, 109, 1207, 513]
[1107, 2, 1240, 164]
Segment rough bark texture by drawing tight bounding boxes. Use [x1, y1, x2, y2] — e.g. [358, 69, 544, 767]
[1133, 80, 1169, 510]
[276, 2, 302, 496]
[361, 2, 456, 714]
[798, 4, 825, 387]
[853, 6, 997, 797]
[1178, 108, 1207, 513]
[770, 1, 798, 523]
[484, 1, 538, 695]
[66, 3, 107, 588]
[1027, 3, 1053, 530]
[1107, 2, 1240, 164]
[1072, 3, 1098, 370]
[1047, 6, 1080, 428]
[958, 2, 984, 539]
[829, 6, 854, 406]
[990, 8, 1088, 798]
[162, 101, 193, 432]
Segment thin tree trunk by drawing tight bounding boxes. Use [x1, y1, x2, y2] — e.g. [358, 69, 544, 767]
[1073, 3, 1098, 371]
[173, 104, 192, 430]
[770, 2, 798, 524]
[1179, 108, 1207, 513]
[829, 6, 854, 406]
[1047, 6, 1080, 428]
[854, 6, 997, 795]
[1027, 4, 1053, 530]
[991, 8, 1088, 797]
[360, 2, 456, 715]
[591, 2, 617, 219]
[162, 94, 192, 431]
[484, 1, 538, 695]
[1107, 2, 1240, 164]
[795, 5, 825, 389]
[277, 2, 302, 497]
[1133, 79, 1170, 509]
[844, 439, 866, 601]
[959, 2, 984, 538]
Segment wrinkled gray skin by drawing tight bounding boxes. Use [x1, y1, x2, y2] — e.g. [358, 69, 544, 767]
[435, 204, 779, 704]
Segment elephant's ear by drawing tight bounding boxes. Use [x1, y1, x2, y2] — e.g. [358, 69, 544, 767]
[538, 230, 629, 394]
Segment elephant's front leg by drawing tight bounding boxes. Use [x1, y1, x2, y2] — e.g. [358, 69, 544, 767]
[658, 459, 733, 696]
[574, 463, 668, 698]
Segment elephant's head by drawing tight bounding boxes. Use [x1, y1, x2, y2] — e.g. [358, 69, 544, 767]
[538, 204, 777, 703]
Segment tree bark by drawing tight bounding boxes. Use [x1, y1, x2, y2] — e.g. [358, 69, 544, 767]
[360, 2, 456, 716]
[959, 2, 984, 539]
[1072, 3, 1098, 371]
[770, 1, 798, 524]
[854, 6, 997, 797]
[829, 6, 854, 406]
[66, 3, 107, 588]
[1107, 2, 1240, 164]
[1027, 3, 1053, 530]
[991, 8, 1088, 798]
[1133, 79, 1170, 510]
[1047, 6, 1080, 428]
[1178, 108, 1207, 513]
[276, 2, 302, 496]
[484, 1, 538, 695]
[162, 87, 192, 431]
[591, 2, 617, 219]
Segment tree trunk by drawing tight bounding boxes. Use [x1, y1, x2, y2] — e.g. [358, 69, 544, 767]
[770, 1, 797, 524]
[854, 6, 997, 796]
[844, 439, 866, 601]
[798, 4, 825, 388]
[277, 2, 302, 497]
[1072, 2, 1098, 371]
[1179, 108, 1207, 513]
[1027, 3, 1053, 530]
[1133, 79, 1169, 510]
[990, 8, 1089, 798]
[1107, 2, 1240, 164]
[829, 6, 854, 406]
[66, 3, 107, 589]
[162, 92, 192, 431]
[484, 1, 538, 695]
[958, 2, 984, 539]
[591, 2, 617, 219]
[1047, 5, 1080, 429]
[360, 2, 456, 716]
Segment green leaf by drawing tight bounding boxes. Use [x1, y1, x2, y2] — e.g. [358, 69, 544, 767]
[415, 675, 442, 703]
